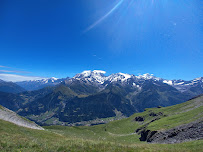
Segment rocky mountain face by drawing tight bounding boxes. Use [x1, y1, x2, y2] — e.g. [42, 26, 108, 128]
[16, 77, 67, 91]
[0, 105, 44, 130]
[0, 79, 25, 93]
[0, 70, 202, 125]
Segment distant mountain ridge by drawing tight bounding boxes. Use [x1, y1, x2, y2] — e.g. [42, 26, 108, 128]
[0, 70, 202, 125]
[15, 71, 202, 125]
[15, 70, 203, 93]
[16, 77, 67, 91]
[66, 70, 203, 95]
[0, 79, 25, 93]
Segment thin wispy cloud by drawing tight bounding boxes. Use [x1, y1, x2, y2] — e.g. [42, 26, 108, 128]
[84, 0, 124, 32]
[0, 65, 41, 82]
[0, 65, 31, 74]
[0, 73, 46, 82]
[0, 70, 31, 74]
[0, 65, 10, 68]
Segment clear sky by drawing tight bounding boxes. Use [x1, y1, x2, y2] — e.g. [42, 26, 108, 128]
[0, 0, 202, 81]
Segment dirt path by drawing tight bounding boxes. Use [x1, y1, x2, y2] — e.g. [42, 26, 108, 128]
[107, 132, 136, 137]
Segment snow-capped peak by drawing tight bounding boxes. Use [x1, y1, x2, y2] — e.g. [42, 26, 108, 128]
[137, 73, 153, 79]
[193, 77, 203, 82]
[81, 70, 92, 77]
[163, 80, 173, 85]
[136, 73, 161, 81]
[92, 70, 106, 74]
[50, 77, 59, 80]
[107, 73, 133, 83]
[74, 70, 106, 78]
[73, 70, 107, 84]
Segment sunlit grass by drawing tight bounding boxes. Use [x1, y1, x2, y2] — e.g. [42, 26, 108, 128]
[1, 96, 203, 151]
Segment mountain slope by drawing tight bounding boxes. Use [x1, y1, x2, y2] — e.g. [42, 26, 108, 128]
[0, 105, 43, 130]
[46, 94, 203, 145]
[130, 79, 191, 111]
[135, 94, 203, 143]
[0, 86, 55, 111]
[0, 91, 23, 111]
[0, 96, 203, 152]
[0, 79, 25, 93]
[59, 90, 135, 123]
[18, 84, 135, 125]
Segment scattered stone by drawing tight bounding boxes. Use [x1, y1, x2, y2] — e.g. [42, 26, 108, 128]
[149, 112, 163, 117]
[135, 116, 145, 122]
[150, 117, 161, 123]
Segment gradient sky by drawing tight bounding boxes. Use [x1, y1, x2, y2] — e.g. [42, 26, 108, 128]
[0, 0, 202, 81]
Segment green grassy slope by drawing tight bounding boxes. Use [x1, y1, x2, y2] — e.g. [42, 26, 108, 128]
[47, 95, 203, 143]
[0, 95, 203, 151]
[0, 119, 202, 152]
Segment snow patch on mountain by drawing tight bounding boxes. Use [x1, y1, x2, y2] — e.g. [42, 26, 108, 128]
[136, 73, 161, 81]
[93, 70, 106, 74]
[107, 73, 133, 83]
[74, 70, 107, 84]
[163, 80, 173, 85]
[162, 77, 203, 92]
[81, 70, 92, 77]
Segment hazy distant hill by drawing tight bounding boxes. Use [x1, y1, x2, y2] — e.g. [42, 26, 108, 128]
[16, 77, 67, 91]
[0, 79, 25, 93]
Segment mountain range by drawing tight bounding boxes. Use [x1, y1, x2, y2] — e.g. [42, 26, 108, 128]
[10, 70, 203, 94]
[0, 70, 203, 125]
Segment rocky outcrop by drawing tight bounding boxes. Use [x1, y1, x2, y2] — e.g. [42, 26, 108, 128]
[135, 116, 144, 122]
[139, 120, 203, 143]
[0, 105, 44, 130]
[139, 130, 157, 141]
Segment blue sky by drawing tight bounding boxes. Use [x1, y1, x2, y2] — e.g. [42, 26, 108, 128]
[0, 0, 202, 81]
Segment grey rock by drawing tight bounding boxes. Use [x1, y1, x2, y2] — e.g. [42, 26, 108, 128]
[140, 120, 203, 143]
[135, 116, 145, 121]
